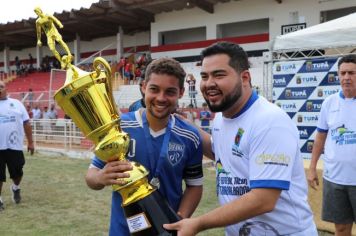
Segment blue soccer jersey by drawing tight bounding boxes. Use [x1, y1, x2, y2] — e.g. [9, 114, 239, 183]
[90, 110, 203, 236]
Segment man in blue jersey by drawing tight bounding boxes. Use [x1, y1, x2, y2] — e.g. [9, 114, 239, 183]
[308, 54, 356, 236]
[164, 42, 316, 235]
[85, 58, 203, 235]
[128, 77, 146, 112]
[199, 102, 212, 133]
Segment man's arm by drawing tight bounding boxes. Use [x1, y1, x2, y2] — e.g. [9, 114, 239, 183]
[199, 129, 214, 160]
[165, 188, 281, 235]
[307, 131, 327, 190]
[50, 15, 63, 28]
[85, 160, 133, 190]
[177, 185, 203, 218]
[24, 121, 34, 155]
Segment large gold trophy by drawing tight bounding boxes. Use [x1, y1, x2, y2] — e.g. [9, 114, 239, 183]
[35, 7, 179, 235]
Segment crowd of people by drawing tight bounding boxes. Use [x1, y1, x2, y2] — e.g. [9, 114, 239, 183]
[116, 53, 151, 85]
[1, 42, 355, 236]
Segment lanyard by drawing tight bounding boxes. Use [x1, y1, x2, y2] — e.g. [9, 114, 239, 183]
[142, 110, 172, 180]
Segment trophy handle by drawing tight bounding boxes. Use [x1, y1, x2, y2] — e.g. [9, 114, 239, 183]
[93, 57, 119, 116]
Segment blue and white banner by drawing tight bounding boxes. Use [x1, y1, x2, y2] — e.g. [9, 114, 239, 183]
[273, 57, 340, 159]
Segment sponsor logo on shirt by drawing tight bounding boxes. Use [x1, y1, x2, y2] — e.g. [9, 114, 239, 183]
[232, 128, 244, 158]
[239, 221, 281, 236]
[0, 115, 16, 124]
[168, 142, 184, 166]
[215, 159, 250, 196]
[255, 153, 290, 166]
[331, 125, 356, 145]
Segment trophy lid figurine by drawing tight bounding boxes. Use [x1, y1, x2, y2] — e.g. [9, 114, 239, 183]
[35, 7, 179, 235]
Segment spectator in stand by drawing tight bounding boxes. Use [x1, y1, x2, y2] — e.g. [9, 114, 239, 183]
[128, 78, 145, 112]
[184, 104, 197, 125]
[32, 104, 42, 120]
[26, 105, 33, 119]
[28, 54, 34, 72]
[42, 106, 52, 139]
[27, 88, 34, 107]
[134, 66, 142, 85]
[47, 104, 58, 119]
[0, 81, 34, 211]
[186, 74, 197, 108]
[47, 104, 58, 131]
[124, 59, 133, 85]
[137, 53, 147, 67]
[15, 56, 21, 74]
[199, 102, 212, 133]
[117, 57, 126, 77]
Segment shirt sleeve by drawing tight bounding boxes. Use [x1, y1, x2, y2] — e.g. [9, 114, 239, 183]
[90, 156, 106, 169]
[249, 126, 298, 190]
[316, 99, 329, 132]
[18, 101, 30, 122]
[183, 132, 203, 186]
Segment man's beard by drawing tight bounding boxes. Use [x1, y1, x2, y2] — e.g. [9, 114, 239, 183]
[205, 84, 242, 113]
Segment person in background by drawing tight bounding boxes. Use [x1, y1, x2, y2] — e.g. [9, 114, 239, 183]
[0, 81, 34, 211]
[32, 104, 41, 120]
[134, 66, 142, 85]
[26, 105, 33, 119]
[199, 102, 212, 133]
[42, 106, 52, 139]
[124, 59, 133, 85]
[164, 41, 317, 235]
[128, 78, 146, 112]
[308, 54, 356, 236]
[184, 104, 197, 125]
[85, 58, 203, 236]
[186, 74, 197, 108]
[47, 104, 58, 119]
[28, 53, 34, 72]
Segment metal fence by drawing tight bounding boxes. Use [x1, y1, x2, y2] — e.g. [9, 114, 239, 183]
[29, 118, 211, 156]
[29, 119, 93, 154]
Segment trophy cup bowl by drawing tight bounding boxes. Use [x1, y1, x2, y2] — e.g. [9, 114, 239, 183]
[53, 57, 180, 235]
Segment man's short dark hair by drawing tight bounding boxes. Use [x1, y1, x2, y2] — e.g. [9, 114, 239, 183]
[145, 58, 186, 89]
[200, 41, 250, 73]
[338, 54, 356, 68]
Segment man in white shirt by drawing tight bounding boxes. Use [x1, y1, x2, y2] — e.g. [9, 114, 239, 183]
[165, 41, 317, 235]
[308, 54, 356, 236]
[0, 81, 34, 211]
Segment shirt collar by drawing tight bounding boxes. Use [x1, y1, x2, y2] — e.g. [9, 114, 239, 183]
[231, 90, 259, 119]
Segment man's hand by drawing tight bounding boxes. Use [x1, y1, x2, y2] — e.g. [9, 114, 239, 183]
[307, 168, 319, 190]
[37, 40, 42, 47]
[97, 160, 133, 186]
[27, 142, 34, 155]
[164, 218, 201, 236]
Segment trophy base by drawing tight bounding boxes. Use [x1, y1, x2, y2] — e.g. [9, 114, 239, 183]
[124, 190, 180, 236]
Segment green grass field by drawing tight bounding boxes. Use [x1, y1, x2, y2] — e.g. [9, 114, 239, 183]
[0, 153, 333, 235]
[0, 153, 223, 236]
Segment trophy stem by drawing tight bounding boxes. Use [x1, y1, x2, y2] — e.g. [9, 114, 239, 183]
[114, 173, 156, 206]
[124, 190, 179, 236]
